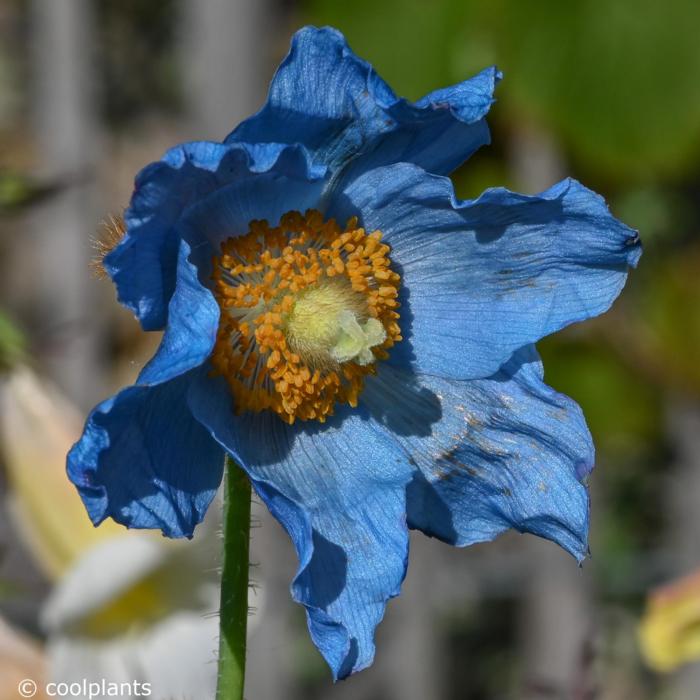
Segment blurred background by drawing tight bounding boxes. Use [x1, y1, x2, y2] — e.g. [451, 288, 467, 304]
[1, 0, 700, 698]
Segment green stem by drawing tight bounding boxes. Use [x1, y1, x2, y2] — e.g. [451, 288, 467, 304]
[216, 457, 252, 700]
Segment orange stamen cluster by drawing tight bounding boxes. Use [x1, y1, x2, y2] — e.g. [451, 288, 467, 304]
[210, 209, 402, 424]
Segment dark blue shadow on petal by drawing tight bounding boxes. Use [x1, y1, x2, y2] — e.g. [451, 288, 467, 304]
[297, 531, 348, 609]
[362, 365, 441, 438]
[490, 342, 541, 383]
[405, 470, 458, 544]
[469, 195, 564, 245]
[336, 639, 360, 680]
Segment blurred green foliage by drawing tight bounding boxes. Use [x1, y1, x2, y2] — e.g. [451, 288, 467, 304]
[306, 0, 700, 181]
[540, 336, 663, 456]
[0, 171, 32, 212]
[0, 170, 80, 214]
[639, 247, 700, 394]
[0, 310, 24, 371]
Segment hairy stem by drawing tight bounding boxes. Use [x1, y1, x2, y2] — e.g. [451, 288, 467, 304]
[216, 457, 252, 700]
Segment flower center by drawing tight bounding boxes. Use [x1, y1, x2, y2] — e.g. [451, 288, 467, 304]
[210, 209, 402, 424]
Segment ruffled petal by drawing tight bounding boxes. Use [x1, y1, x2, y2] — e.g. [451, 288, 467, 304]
[106, 141, 324, 330]
[227, 26, 499, 177]
[187, 372, 411, 679]
[138, 239, 219, 386]
[361, 346, 593, 561]
[67, 371, 224, 538]
[331, 163, 641, 380]
[175, 164, 326, 282]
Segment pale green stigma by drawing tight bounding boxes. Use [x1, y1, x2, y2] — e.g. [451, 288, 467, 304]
[285, 280, 385, 368]
[330, 311, 386, 366]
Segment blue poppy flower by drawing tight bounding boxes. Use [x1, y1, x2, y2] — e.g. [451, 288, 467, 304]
[68, 26, 641, 679]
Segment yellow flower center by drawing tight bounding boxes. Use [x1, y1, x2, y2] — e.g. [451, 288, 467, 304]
[210, 209, 402, 424]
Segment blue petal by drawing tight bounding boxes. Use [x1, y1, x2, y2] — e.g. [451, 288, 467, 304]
[67, 371, 224, 538]
[227, 26, 499, 176]
[138, 239, 219, 386]
[187, 372, 411, 679]
[331, 163, 641, 380]
[361, 346, 593, 561]
[105, 141, 324, 331]
[176, 164, 325, 279]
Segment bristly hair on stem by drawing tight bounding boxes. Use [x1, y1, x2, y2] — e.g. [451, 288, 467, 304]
[216, 457, 252, 700]
[90, 214, 125, 279]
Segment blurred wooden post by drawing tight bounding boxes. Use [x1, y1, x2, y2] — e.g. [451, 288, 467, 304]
[518, 540, 593, 698]
[181, 0, 271, 140]
[28, 0, 103, 408]
[510, 124, 594, 699]
[665, 399, 700, 700]
[381, 533, 445, 700]
[245, 501, 298, 700]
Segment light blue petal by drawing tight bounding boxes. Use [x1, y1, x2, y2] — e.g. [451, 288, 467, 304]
[361, 346, 593, 561]
[67, 371, 224, 538]
[331, 163, 641, 380]
[187, 372, 411, 679]
[105, 141, 324, 331]
[227, 26, 499, 176]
